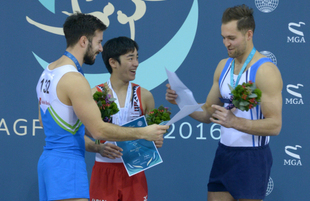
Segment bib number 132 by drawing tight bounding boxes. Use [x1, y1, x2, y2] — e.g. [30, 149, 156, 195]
[40, 78, 51, 94]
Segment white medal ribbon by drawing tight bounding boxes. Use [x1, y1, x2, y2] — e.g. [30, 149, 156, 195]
[107, 80, 132, 126]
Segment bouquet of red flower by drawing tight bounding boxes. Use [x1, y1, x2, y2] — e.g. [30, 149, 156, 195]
[93, 86, 119, 144]
[226, 81, 262, 111]
[146, 105, 171, 125]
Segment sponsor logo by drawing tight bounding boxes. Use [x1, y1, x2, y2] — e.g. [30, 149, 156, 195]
[284, 145, 302, 166]
[255, 0, 279, 13]
[39, 98, 50, 106]
[285, 84, 304, 105]
[287, 22, 306, 43]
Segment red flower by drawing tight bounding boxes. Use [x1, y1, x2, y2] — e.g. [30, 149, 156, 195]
[242, 94, 247, 100]
[249, 80, 253, 85]
[249, 98, 255, 103]
[249, 104, 253, 109]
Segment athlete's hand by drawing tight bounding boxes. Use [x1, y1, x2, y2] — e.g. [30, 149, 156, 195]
[210, 105, 237, 128]
[142, 124, 168, 141]
[165, 83, 177, 105]
[99, 143, 123, 159]
[154, 139, 164, 148]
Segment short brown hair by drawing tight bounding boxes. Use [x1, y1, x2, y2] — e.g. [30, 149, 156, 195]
[222, 4, 255, 34]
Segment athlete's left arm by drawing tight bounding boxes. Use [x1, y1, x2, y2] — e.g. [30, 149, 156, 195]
[141, 88, 164, 147]
[141, 87, 155, 114]
[242, 62, 283, 136]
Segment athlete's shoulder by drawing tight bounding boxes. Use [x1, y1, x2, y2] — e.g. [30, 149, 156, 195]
[255, 53, 278, 71]
[214, 58, 231, 79]
[59, 69, 89, 93]
[217, 58, 231, 71]
[132, 83, 153, 99]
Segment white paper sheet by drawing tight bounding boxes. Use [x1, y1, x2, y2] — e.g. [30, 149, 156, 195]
[164, 68, 203, 126]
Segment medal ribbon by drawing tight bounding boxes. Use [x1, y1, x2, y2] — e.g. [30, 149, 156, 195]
[230, 47, 256, 88]
[64, 51, 84, 76]
[107, 80, 132, 126]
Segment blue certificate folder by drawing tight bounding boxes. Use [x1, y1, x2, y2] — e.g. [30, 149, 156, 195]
[116, 116, 163, 177]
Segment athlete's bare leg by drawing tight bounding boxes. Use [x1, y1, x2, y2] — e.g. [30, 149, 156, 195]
[208, 191, 236, 201]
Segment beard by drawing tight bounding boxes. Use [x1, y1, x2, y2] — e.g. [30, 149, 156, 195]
[228, 41, 247, 58]
[228, 49, 241, 58]
[84, 42, 98, 65]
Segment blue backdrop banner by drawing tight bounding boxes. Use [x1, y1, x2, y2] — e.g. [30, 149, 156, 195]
[0, 0, 309, 200]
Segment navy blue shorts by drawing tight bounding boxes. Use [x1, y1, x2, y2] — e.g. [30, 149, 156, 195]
[208, 143, 273, 200]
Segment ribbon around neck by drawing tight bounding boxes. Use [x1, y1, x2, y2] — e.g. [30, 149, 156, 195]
[64, 51, 84, 76]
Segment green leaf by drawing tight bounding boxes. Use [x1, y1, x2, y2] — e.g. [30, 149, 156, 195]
[249, 83, 256, 91]
[248, 93, 257, 98]
[228, 84, 234, 92]
[232, 100, 239, 108]
[239, 101, 249, 106]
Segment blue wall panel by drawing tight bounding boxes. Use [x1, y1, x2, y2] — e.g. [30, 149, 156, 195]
[0, 0, 309, 200]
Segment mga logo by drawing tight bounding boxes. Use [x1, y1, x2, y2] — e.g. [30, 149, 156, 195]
[285, 84, 304, 105]
[287, 22, 306, 43]
[284, 145, 302, 166]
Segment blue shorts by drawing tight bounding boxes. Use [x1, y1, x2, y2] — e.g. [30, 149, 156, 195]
[208, 143, 273, 200]
[37, 150, 89, 201]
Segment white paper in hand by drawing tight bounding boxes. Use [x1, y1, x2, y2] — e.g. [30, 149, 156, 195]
[165, 68, 203, 111]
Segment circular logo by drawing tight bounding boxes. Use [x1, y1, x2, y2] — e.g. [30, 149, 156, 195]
[260, 51, 277, 65]
[255, 0, 279, 13]
[137, 121, 143, 127]
[266, 177, 274, 196]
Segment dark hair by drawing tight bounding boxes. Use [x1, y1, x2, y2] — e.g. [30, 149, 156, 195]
[222, 4, 255, 34]
[63, 12, 107, 48]
[102, 36, 139, 74]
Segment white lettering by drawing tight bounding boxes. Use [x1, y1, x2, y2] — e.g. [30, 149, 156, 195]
[164, 124, 175, 139]
[284, 159, 290, 165]
[196, 123, 207, 140]
[285, 98, 304, 104]
[179, 122, 192, 139]
[0, 118, 10, 135]
[284, 159, 302, 166]
[287, 36, 306, 43]
[210, 123, 221, 140]
[13, 119, 27, 136]
[33, 119, 43, 136]
[0, 118, 44, 136]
